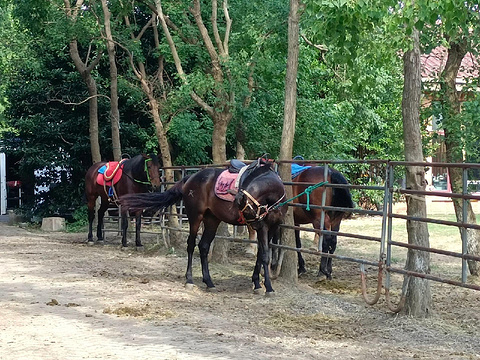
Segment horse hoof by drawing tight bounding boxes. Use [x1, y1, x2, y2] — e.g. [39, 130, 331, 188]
[136, 246, 144, 252]
[97, 240, 105, 246]
[206, 286, 217, 293]
[121, 246, 129, 252]
[265, 291, 275, 297]
[298, 267, 307, 276]
[185, 283, 195, 291]
[87, 241, 94, 246]
[253, 288, 263, 295]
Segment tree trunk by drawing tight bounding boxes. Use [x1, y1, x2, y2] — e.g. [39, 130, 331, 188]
[441, 39, 479, 276]
[101, 0, 122, 161]
[68, 40, 102, 164]
[146, 92, 182, 247]
[401, 28, 431, 317]
[64, 0, 102, 164]
[278, 0, 300, 284]
[154, 0, 234, 263]
[210, 111, 232, 264]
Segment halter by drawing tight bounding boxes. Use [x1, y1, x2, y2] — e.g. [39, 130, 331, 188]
[134, 158, 155, 185]
[238, 189, 286, 224]
[123, 158, 157, 186]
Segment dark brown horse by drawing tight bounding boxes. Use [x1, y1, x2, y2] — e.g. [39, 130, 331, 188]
[292, 166, 354, 279]
[119, 160, 286, 294]
[84, 154, 161, 249]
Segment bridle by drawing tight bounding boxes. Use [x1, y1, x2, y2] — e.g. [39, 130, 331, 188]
[123, 157, 159, 187]
[238, 189, 285, 224]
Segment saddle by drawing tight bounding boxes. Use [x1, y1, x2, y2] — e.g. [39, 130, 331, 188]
[215, 158, 271, 202]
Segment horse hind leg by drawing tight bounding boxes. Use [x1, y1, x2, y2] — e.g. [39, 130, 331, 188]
[295, 229, 307, 275]
[134, 212, 143, 250]
[87, 197, 96, 245]
[96, 200, 109, 244]
[318, 217, 340, 279]
[319, 232, 337, 280]
[185, 219, 202, 289]
[197, 217, 220, 290]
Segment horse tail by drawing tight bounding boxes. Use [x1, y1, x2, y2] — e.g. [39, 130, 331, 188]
[329, 170, 354, 222]
[119, 176, 188, 213]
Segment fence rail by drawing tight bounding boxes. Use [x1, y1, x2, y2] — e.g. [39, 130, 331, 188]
[102, 159, 480, 311]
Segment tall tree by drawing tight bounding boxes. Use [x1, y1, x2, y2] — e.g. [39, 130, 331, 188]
[429, 2, 480, 275]
[278, 0, 300, 283]
[151, 0, 235, 262]
[100, 0, 122, 161]
[121, 3, 182, 246]
[63, 0, 103, 164]
[401, 26, 432, 317]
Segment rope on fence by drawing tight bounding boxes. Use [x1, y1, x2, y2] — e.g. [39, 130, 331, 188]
[275, 181, 328, 211]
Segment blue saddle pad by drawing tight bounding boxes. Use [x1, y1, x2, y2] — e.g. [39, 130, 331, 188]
[98, 165, 107, 174]
[292, 163, 311, 179]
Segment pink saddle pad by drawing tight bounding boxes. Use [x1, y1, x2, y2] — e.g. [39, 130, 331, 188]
[214, 170, 240, 202]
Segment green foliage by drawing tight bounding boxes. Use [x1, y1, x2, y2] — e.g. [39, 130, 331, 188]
[168, 113, 212, 165]
[2, 0, 479, 221]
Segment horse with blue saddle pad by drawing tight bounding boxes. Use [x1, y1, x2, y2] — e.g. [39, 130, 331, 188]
[84, 154, 161, 249]
[247, 157, 354, 279]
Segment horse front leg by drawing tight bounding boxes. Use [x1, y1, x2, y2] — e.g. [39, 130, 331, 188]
[120, 211, 129, 248]
[254, 226, 274, 294]
[87, 199, 95, 244]
[252, 248, 263, 293]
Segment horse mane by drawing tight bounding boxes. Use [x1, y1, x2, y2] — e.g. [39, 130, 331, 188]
[239, 159, 274, 189]
[123, 153, 159, 176]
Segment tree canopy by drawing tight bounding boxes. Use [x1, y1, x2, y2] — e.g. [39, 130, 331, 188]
[0, 0, 479, 220]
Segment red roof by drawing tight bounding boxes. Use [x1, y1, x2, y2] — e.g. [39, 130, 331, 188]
[421, 46, 479, 81]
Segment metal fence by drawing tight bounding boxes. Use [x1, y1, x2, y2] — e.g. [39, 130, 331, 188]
[103, 159, 480, 311]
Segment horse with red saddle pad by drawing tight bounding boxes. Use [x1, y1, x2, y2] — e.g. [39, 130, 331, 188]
[84, 154, 161, 249]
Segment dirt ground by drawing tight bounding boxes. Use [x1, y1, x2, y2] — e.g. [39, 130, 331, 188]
[1, 221, 480, 360]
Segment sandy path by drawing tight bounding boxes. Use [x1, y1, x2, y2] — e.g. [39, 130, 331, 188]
[1, 223, 479, 360]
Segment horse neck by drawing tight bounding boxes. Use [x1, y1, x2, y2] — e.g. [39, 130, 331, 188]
[243, 168, 283, 203]
[241, 164, 273, 189]
[124, 156, 147, 181]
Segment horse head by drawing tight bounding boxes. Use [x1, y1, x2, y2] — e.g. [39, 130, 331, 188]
[234, 161, 286, 228]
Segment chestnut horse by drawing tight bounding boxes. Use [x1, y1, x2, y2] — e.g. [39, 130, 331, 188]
[84, 154, 161, 249]
[247, 165, 354, 279]
[292, 166, 354, 279]
[119, 159, 286, 294]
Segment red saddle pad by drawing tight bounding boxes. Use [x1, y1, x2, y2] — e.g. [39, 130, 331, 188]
[96, 161, 124, 187]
